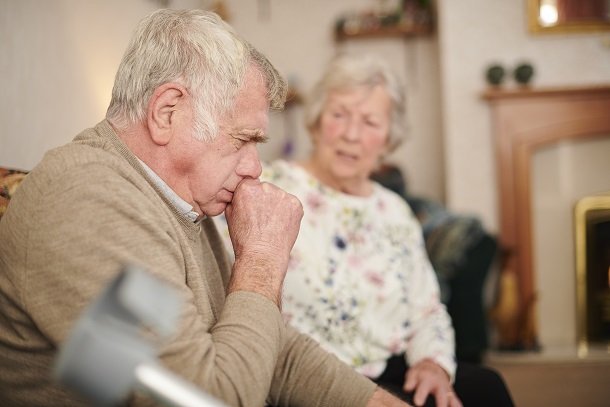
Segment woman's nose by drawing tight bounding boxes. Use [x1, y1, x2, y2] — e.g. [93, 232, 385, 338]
[343, 119, 361, 142]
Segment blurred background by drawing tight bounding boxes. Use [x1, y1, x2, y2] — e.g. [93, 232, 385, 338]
[1, 1, 610, 405]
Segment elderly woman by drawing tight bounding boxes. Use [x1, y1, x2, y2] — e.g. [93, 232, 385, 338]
[218, 53, 513, 407]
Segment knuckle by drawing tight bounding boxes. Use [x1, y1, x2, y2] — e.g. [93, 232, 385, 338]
[288, 194, 300, 207]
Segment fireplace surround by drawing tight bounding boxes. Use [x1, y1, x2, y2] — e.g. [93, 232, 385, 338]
[483, 85, 610, 349]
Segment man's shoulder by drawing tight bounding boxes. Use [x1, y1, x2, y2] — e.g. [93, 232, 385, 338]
[6, 125, 147, 224]
[31, 122, 141, 191]
[43, 124, 122, 172]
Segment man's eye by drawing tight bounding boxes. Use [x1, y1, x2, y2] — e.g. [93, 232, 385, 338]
[232, 138, 246, 149]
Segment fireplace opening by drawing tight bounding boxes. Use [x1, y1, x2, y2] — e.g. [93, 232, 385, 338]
[575, 194, 610, 352]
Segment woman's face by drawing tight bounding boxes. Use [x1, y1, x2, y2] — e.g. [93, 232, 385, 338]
[311, 85, 392, 194]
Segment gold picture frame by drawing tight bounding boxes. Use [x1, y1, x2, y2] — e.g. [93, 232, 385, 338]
[527, 0, 610, 34]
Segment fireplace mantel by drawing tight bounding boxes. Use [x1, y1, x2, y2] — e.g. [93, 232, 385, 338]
[483, 85, 610, 348]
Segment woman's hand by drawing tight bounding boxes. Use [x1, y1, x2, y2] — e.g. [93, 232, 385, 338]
[403, 359, 462, 407]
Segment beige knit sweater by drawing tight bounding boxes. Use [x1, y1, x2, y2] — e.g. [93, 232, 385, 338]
[0, 120, 376, 406]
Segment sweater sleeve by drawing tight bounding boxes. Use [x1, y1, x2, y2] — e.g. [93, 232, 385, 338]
[267, 325, 377, 407]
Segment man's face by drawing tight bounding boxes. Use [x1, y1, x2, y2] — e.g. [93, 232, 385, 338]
[179, 67, 270, 217]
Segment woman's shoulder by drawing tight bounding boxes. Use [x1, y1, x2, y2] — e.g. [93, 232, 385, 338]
[261, 159, 311, 189]
[371, 181, 416, 218]
[262, 159, 291, 177]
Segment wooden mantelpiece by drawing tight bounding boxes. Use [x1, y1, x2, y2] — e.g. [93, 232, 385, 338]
[483, 85, 610, 101]
[483, 85, 610, 349]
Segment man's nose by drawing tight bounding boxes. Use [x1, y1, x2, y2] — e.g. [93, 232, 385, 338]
[236, 143, 262, 179]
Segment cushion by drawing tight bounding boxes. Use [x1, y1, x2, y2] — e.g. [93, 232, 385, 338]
[0, 167, 28, 219]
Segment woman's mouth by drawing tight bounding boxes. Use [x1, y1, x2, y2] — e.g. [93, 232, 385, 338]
[336, 150, 358, 161]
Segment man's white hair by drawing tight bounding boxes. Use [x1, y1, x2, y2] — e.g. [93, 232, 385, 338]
[106, 9, 286, 141]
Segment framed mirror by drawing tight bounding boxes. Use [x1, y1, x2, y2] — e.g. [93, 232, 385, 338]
[527, 0, 610, 33]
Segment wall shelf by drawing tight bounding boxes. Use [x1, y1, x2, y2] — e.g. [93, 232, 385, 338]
[335, 24, 433, 41]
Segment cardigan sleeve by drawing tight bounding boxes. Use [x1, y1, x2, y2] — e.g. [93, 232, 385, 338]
[401, 208, 457, 381]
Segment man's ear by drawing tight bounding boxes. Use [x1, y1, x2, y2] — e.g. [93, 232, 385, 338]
[147, 83, 187, 146]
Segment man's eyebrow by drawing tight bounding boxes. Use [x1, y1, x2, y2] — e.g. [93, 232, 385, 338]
[231, 128, 269, 143]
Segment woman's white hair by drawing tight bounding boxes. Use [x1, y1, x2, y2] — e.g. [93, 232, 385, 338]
[304, 53, 406, 151]
[106, 9, 286, 141]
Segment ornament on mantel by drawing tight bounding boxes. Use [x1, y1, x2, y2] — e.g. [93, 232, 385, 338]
[514, 62, 535, 86]
[485, 64, 506, 87]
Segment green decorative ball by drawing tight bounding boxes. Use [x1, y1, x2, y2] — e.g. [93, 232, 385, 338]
[514, 63, 534, 85]
[486, 64, 505, 86]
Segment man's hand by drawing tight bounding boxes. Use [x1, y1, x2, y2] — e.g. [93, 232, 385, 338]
[225, 178, 303, 306]
[366, 387, 411, 406]
[403, 359, 462, 407]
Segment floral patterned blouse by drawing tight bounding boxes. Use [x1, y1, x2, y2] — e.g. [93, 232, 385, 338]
[216, 160, 456, 380]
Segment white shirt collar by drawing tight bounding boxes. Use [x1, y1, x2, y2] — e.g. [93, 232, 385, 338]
[137, 159, 202, 223]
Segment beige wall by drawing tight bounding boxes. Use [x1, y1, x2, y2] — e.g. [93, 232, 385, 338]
[0, 0, 158, 170]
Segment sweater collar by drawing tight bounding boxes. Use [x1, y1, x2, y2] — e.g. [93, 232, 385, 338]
[136, 158, 202, 223]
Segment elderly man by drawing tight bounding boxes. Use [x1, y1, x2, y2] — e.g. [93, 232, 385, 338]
[0, 9, 407, 407]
